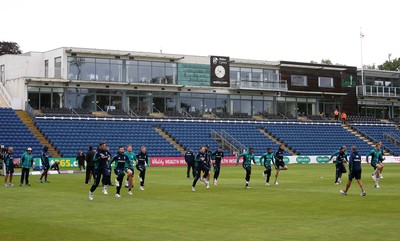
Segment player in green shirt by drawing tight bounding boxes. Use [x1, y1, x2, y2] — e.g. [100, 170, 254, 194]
[259, 148, 274, 186]
[124, 144, 137, 194]
[236, 148, 256, 189]
[366, 142, 383, 188]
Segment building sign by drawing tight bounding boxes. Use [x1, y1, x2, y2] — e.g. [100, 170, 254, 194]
[210, 56, 230, 87]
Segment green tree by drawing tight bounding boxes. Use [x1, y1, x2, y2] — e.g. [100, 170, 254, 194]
[378, 55, 400, 71]
[0, 41, 22, 56]
[320, 59, 333, 65]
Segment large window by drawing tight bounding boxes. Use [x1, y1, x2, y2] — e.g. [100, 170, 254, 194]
[318, 77, 333, 88]
[54, 57, 62, 78]
[0, 64, 4, 83]
[291, 75, 307, 86]
[44, 60, 49, 78]
[126, 60, 138, 82]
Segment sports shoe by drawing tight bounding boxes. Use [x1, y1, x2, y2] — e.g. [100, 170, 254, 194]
[361, 191, 366, 196]
[340, 190, 347, 195]
[199, 178, 204, 185]
[115, 194, 121, 198]
[8, 183, 14, 187]
[44, 180, 50, 183]
[192, 186, 195, 192]
[265, 182, 270, 186]
[374, 184, 380, 188]
[206, 183, 210, 189]
[4, 183, 8, 187]
[139, 186, 144, 191]
[262, 172, 266, 179]
[138, 175, 143, 182]
[125, 180, 129, 188]
[102, 186, 108, 195]
[245, 186, 251, 189]
[89, 191, 94, 200]
[38, 179, 42, 183]
[379, 174, 383, 179]
[115, 178, 119, 187]
[19, 183, 23, 186]
[26, 184, 31, 186]
[371, 174, 376, 182]
[128, 191, 133, 195]
[274, 181, 279, 186]
[213, 180, 218, 185]
[334, 182, 340, 185]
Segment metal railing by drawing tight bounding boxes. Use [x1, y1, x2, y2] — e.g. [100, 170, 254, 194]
[25, 102, 37, 119]
[357, 85, 400, 98]
[383, 132, 400, 149]
[0, 82, 12, 107]
[210, 129, 248, 155]
[231, 80, 288, 91]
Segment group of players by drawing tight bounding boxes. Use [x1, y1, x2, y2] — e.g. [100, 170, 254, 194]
[184, 144, 288, 191]
[1, 145, 60, 187]
[329, 141, 386, 196]
[88, 142, 149, 200]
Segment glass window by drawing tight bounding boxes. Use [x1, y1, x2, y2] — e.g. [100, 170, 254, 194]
[151, 63, 165, 84]
[216, 98, 227, 114]
[240, 68, 251, 81]
[241, 100, 251, 115]
[166, 97, 176, 111]
[190, 98, 203, 114]
[177, 63, 210, 86]
[110, 95, 122, 110]
[80, 58, 96, 80]
[264, 101, 273, 113]
[165, 66, 177, 85]
[231, 99, 241, 114]
[180, 97, 191, 112]
[66, 88, 95, 111]
[110, 59, 123, 82]
[204, 98, 216, 114]
[252, 69, 263, 82]
[291, 75, 308, 86]
[68, 57, 86, 80]
[139, 96, 151, 113]
[54, 57, 62, 78]
[230, 67, 240, 82]
[126, 61, 138, 83]
[138, 62, 151, 83]
[318, 77, 334, 88]
[28, 92, 39, 109]
[252, 100, 263, 115]
[44, 60, 49, 78]
[96, 59, 110, 81]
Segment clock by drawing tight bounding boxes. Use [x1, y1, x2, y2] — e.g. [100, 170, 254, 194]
[215, 65, 226, 78]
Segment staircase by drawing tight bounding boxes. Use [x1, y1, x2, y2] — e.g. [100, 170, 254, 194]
[258, 129, 297, 155]
[343, 124, 390, 155]
[15, 110, 61, 158]
[154, 126, 185, 154]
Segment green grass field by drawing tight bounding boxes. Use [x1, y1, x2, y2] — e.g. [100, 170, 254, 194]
[1, 164, 399, 241]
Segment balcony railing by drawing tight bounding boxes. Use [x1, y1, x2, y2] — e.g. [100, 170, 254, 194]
[231, 80, 288, 91]
[357, 85, 400, 98]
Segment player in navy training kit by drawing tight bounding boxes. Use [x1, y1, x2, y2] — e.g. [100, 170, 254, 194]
[89, 141, 111, 200]
[192, 146, 210, 191]
[109, 146, 129, 197]
[340, 146, 366, 196]
[329, 146, 348, 185]
[136, 146, 149, 191]
[274, 144, 288, 185]
[211, 146, 224, 185]
[184, 148, 195, 178]
[39, 146, 51, 183]
[3, 147, 14, 187]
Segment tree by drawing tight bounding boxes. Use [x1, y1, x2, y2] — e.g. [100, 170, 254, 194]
[363, 64, 377, 70]
[378, 54, 400, 71]
[0, 41, 22, 56]
[320, 59, 333, 65]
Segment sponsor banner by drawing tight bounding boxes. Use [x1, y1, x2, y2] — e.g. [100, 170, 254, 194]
[149, 156, 400, 166]
[34, 158, 79, 168]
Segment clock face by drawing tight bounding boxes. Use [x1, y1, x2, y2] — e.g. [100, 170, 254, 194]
[215, 65, 225, 78]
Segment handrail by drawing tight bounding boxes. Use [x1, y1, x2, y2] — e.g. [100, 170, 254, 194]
[25, 102, 37, 119]
[128, 108, 138, 117]
[383, 132, 400, 149]
[0, 82, 12, 107]
[210, 129, 248, 155]
[181, 110, 192, 118]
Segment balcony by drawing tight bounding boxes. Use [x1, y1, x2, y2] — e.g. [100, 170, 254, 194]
[231, 80, 288, 91]
[357, 85, 400, 98]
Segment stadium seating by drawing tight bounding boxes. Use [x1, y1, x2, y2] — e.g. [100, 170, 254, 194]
[0, 108, 43, 157]
[265, 123, 372, 155]
[351, 124, 400, 155]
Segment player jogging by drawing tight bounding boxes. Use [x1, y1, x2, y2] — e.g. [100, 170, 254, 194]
[366, 142, 383, 188]
[211, 146, 224, 185]
[340, 146, 366, 196]
[136, 146, 149, 191]
[259, 148, 274, 186]
[39, 146, 51, 183]
[109, 146, 129, 198]
[124, 144, 136, 194]
[191, 146, 210, 191]
[236, 148, 256, 189]
[3, 147, 15, 187]
[274, 144, 288, 185]
[89, 141, 111, 200]
[329, 146, 347, 185]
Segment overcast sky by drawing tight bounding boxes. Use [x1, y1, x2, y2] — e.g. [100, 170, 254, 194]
[2, 0, 399, 67]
